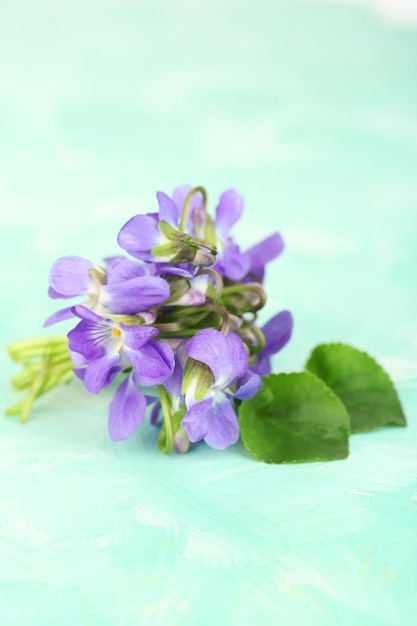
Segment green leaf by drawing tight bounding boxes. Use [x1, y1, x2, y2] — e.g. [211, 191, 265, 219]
[151, 242, 177, 257]
[158, 220, 179, 240]
[305, 343, 406, 433]
[172, 407, 186, 432]
[239, 372, 350, 463]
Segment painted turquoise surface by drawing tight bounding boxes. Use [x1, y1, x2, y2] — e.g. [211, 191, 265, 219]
[1, 1, 416, 624]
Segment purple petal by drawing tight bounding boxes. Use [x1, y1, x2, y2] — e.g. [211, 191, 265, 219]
[129, 340, 175, 387]
[186, 328, 225, 381]
[172, 185, 203, 231]
[43, 306, 75, 327]
[181, 398, 212, 442]
[68, 313, 117, 361]
[48, 256, 93, 297]
[153, 263, 195, 278]
[245, 233, 284, 280]
[164, 357, 184, 399]
[69, 349, 88, 367]
[156, 191, 181, 227]
[204, 397, 240, 449]
[183, 396, 240, 449]
[73, 367, 86, 382]
[72, 304, 106, 323]
[120, 324, 159, 350]
[75, 361, 123, 383]
[117, 214, 163, 260]
[104, 256, 153, 283]
[250, 310, 293, 376]
[83, 353, 120, 393]
[172, 185, 192, 212]
[261, 310, 293, 358]
[186, 329, 248, 388]
[48, 286, 71, 300]
[234, 370, 262, 400]
[101, 276, 170, 314]
[215, 189, 243, 238]
[250, 357, 272, 377]
[108, 375, 147, 441]
[149, 401, 162, 426]
[220, 243, 250, 281]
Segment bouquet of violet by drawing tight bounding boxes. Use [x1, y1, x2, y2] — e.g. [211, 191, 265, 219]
[6, 186, 407, 463]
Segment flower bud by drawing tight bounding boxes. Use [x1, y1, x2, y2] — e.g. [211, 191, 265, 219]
[193, 247, 216, 267]
[173, 427, 191, 454]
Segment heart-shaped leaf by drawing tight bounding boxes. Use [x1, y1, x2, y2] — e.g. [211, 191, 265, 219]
[239, 372, 350, 463]
[305, 343, 406, 433]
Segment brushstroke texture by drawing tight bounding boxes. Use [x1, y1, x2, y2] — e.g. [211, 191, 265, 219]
[1, 1, 417, 624]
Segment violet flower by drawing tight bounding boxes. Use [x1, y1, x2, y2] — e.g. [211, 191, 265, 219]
[210, 189, 250, 281]
[181, 328, 261, 449]
[8, 182, 294, 457]
[44, 255, 170, 326]
[117, 190, 215, 266]
[68, 305, 174, 440]
[210, 190, 284, 282]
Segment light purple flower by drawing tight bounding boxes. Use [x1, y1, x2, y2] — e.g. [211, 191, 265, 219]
[118, 191, 215, 266]
[208, 189, 250, 281]
[211, 190, 283, 282]
[68, 305, 175, 440]
[44, 255, 169, 326]
[181, 328, 261, 449]
[251, 310, 293, 376]
[245, 233, 284, 281]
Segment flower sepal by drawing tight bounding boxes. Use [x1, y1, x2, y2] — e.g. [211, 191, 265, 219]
[181, 358, 215, 402]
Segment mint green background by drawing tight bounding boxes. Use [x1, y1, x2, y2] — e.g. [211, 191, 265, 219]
[1, 2, 416, 624]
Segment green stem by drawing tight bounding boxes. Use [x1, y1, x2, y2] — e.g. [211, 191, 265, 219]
[6, 363, 74, 418]
[11, 352, 72, 388]
[179, 186, 208, 231]
[15, 356, 51, 423]
[11, 359, 73, 391]
[157, 385, 174, 454]
[8, 335, 68, 351]
[190, 236, 217, 255]
[196, 269, 223, 302]
[222, 283, 266, 311]
[203, 303, 229, 334]
[6, 334, 74, 421]
[8, 335, 69, 362]
[158, 305, 205, 319]
[158, 328, 203, 339]
[248, 326, 266, 355]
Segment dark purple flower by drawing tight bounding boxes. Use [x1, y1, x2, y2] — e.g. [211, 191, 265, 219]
[68, 305, 174, 391]
[181, 328, 261, 449]
[251, 310, 293, 376]
[68, 305, 175, 440]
